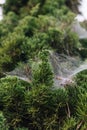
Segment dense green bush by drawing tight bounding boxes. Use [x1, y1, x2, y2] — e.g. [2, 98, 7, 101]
[0, 70, 87, 129]
[0, 33, 28, 71]
[4, 0, 29, 14]
[32, 50, 53, 87]
[0, 76, 30, 128]
[0, 0, 87, 129]
[0, 12, 18, 39]
[0, 76, 68, 129]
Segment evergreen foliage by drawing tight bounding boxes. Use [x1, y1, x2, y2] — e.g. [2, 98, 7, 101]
[0, 0, 87, 129]
[32, 50, 53, 87]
